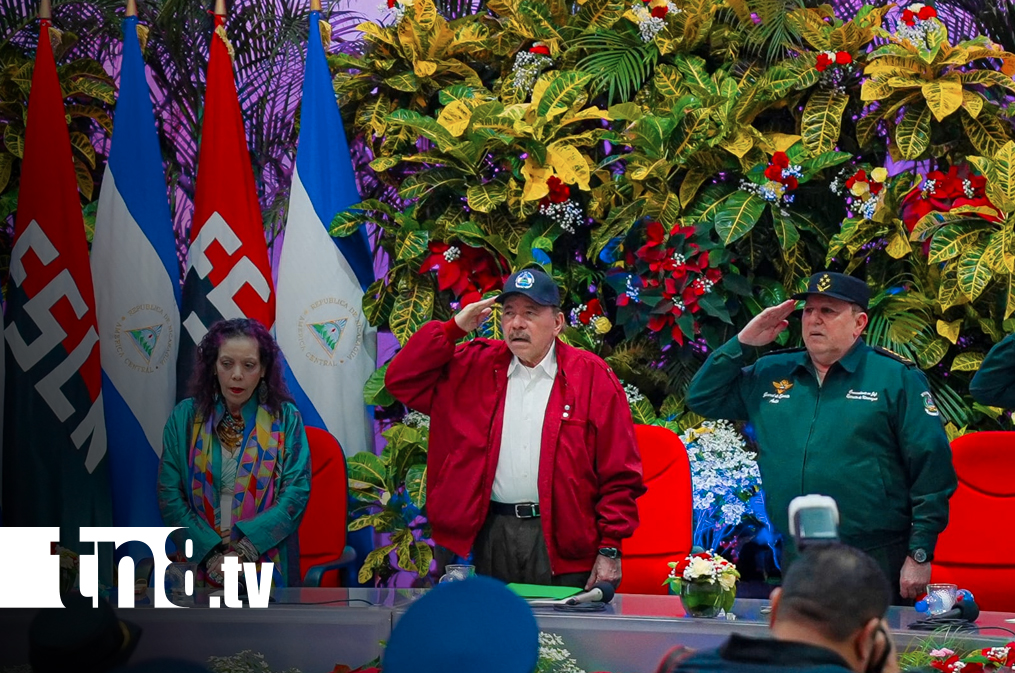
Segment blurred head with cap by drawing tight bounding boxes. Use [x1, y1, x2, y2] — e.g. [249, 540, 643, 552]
[383, 576, 539, 673]
[792, 272, 870, 367]
[30, 593, 141, 673]
[496, 267, 564, 368]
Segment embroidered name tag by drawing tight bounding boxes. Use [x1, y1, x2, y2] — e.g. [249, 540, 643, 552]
[846, 389, 879, 402]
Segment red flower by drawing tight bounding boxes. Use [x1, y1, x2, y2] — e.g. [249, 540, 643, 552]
[836, 51, 852, 64]
[529, 44, 550, 56]
[918, 5, 937, 19]
[545, 176, 570, 204]
[651, 5, 669, 18]
[771, 151, 790, 168]
[815, 53, 832, 72]
[764, 164, 784, 181]
[578, 299, 604, 325]
[784, 176, 799, 191]
[902, 8, 916, 25]
[387, 0, 396, 7]
[869, 181, 882, 196]
[420, 241, 507, 301]
[669, 223, 696, 238]
[968, 174, 987, 197]
[648, 313, 673, 332]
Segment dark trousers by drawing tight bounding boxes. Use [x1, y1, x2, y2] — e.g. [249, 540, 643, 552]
[470, 509, 589, 588]
[783, 536, 909, 605]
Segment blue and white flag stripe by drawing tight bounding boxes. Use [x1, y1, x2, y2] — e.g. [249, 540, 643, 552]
[91, 15, 180, 527]
[276, 11, 375, 455]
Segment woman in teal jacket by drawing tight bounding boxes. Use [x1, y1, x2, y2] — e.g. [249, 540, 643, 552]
[158, 318, 311, 588]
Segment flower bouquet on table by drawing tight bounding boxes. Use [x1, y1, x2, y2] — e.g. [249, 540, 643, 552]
[665, 551, 739, 618]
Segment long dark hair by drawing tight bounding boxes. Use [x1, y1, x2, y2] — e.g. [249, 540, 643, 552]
[188, 318, 292, 420]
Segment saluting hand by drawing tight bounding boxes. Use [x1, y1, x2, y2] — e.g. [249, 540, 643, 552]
[454, 296, 497, 333]
[738, 299, 797, 347]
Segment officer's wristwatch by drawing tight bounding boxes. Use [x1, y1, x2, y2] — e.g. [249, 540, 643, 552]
[598, 547, 621, 559]
[909, 548, 932, 564]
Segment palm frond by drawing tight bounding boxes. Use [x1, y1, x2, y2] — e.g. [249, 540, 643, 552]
[571, 29, 658, 105]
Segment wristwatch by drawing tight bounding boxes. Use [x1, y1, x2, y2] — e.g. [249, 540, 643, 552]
[598, 547, 621, 559]
[909, 548, 931, 564]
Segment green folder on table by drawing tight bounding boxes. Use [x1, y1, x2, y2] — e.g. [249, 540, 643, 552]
[507, 583, 581, 600]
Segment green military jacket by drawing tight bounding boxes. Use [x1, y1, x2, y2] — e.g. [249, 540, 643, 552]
[970, 333, 1015, 408]
[686, 336, 957, 556]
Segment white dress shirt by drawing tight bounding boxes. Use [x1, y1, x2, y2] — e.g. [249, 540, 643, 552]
[492, 344, 557, 504]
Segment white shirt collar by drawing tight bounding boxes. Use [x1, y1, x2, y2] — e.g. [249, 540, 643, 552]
[507, 342, 557, 379]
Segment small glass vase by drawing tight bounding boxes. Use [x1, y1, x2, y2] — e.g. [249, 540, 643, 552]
[680, 581, 724, 618]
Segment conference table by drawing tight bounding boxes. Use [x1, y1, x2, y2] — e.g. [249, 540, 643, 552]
[2, 589, 1013, 673]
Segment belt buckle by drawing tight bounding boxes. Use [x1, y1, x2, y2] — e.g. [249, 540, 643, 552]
[514, 503, 539, 519]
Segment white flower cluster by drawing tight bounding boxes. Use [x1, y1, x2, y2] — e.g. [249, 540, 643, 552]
[539, 199, 584, 234]
[623, 383, 645, 405]
[569, 304, 587, 327]
[378, 1, 408, 23]
[631, 2, 681, 42]
[740, 179, 795, 205]
[537, 632, 587, 673]
[896, 4, 936, 50]
[680, 420, 762, 526]
[624, 275, 641, 302]
[443, 245, 461, 262]
[402, 410, 430, 429]
[693, 278, 714, 294]
[207, 651, 301, 673]
[511, 51, 554, 93]
[962, 178, 975, 199]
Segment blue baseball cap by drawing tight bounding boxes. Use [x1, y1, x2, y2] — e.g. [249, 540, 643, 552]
[383, 576, 539, 673]
[496, 267, 561, 307]
[792, 271, 871, 310]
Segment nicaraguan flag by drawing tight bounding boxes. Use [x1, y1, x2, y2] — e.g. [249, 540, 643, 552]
[91, 14, 180, 527]
[276, 11, 375, 454]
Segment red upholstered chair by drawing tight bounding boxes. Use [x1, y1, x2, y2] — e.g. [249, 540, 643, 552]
[299, 426, 357, 586]
[621, 424, 693, 594]
[930, 431, 1015, 611]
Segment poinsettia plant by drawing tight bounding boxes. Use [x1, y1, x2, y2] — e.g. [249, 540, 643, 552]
[607, 220, 738, 347]
[420, 241, 509, 307]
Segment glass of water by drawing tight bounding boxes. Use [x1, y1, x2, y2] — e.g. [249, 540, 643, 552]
[439, 564, 476, 583]
[925, 583, 958, 615]
[165, 562, 197, 602]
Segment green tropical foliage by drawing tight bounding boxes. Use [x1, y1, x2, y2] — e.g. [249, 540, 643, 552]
[332, 0, 1015, 582]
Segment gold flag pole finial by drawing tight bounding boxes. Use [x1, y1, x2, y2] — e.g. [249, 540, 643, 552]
[310, 0, 322, 11]
[126, 0, 137, 17]
[214, 0, 226, 16]
[39, 0, 51, 19]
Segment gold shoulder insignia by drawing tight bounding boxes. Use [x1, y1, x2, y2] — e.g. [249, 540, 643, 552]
[873, 345, 915, 366]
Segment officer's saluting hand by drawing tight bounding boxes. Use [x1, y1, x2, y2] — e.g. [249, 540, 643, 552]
[738, 299, 797, 347]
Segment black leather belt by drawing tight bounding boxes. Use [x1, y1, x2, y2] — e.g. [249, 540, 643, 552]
[489, 501, 540, 518]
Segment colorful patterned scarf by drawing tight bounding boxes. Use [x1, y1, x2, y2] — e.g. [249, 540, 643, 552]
[188, 403, 285, 575]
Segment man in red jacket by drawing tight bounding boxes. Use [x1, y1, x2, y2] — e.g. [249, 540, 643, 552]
[386, 267, 645, 589]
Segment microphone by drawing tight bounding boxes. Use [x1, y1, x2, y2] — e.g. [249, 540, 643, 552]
[908, 599, 979, 630]
[564, 581, 616, 606]
[527, 581, 616, 608]
[927, 599, 980, 623]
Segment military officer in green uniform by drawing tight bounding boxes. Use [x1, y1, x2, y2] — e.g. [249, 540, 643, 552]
[970, 333, 1015, 408]
[687, 271, 957, 603]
